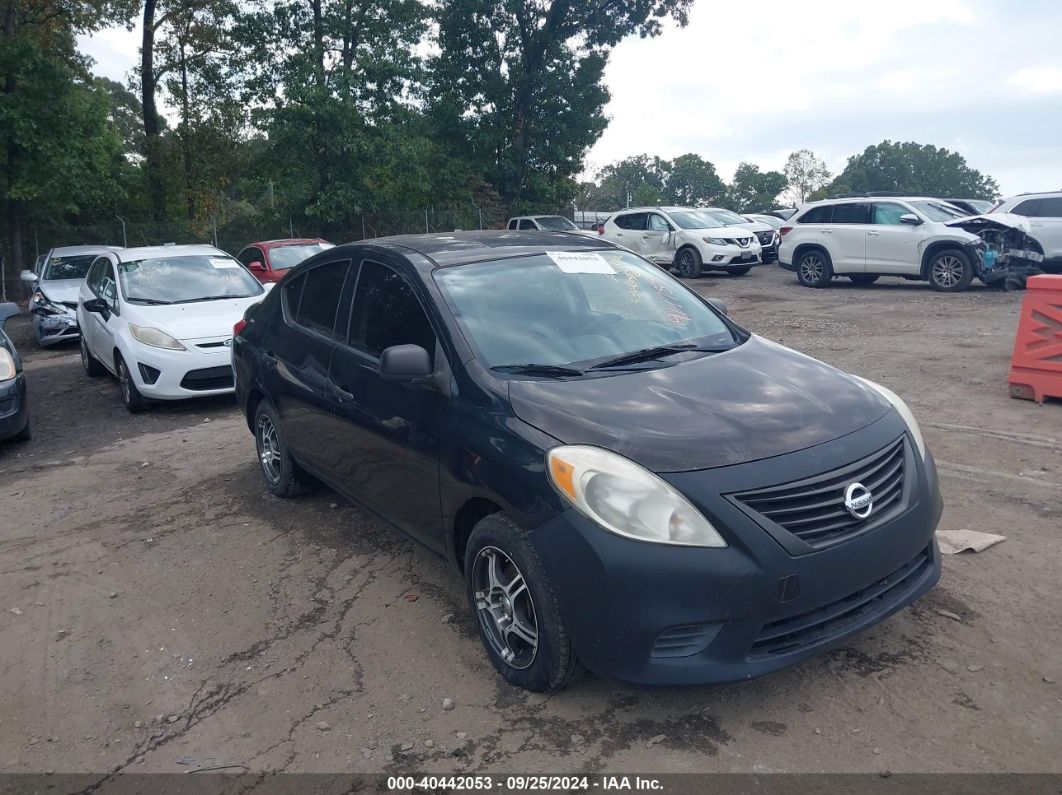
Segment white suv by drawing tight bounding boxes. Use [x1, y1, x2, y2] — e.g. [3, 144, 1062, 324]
[599, 207, 762, 278]
[778, 197, 985, 291]
[990, 192, 1062, 272]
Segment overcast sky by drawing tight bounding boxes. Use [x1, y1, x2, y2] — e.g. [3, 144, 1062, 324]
[78, 0, 1062, 196]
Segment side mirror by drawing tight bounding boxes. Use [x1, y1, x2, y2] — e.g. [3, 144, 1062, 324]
[705, 297, 728, 316]
[379, 344, 432, 383]
[249, 261, 266, 272]
[82, 298, 108, 314]
[899, 213, 923, 226]
[0, 302, 20, 327]
[20, 270, 38, 283]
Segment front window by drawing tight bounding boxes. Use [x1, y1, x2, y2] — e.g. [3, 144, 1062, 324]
[435, 250, 740, 372]
[117, 255, 264, 305]
[268, 243, 334, 271]
[908, 201, 966, 222]
[535, 216, 578, 231]
[43, 255, 96, 281]
[698, 209, 748, 226]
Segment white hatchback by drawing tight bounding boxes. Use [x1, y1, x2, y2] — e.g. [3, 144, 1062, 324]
[77, 244, 268, 412]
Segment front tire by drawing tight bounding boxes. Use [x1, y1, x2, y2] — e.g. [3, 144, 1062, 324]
[465, 514, 580, 692]
[928, 249, 973, 292]
[796, 249, 833, 288]
[116, 354, 148, 413]
[81, 336, 106, 377]
[674, 247, 702, 279]
[254, 400, 310, 497]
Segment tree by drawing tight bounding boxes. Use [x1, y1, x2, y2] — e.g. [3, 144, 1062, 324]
[663, 153, 726, 207]
[727, 163, 786, 212]
[588, 155, 668, 209]
[825, 140, 999, 199]
[784, 149, 831, 203]
[429, 0, 693, 211]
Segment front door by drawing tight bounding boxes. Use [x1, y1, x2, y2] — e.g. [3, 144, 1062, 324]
[826, 202, 870, 273]
[644, 213, 675, 264]
[865, 202, 925, 274]
[327, 258, 448, 552]
[1028, 197, 1062, 260]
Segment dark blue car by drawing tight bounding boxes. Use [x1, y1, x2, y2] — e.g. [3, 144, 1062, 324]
[0, 303, 31, 444]
[233, 232, 942, 691]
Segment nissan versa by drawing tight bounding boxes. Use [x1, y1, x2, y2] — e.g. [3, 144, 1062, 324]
[232, 231, 942, 692]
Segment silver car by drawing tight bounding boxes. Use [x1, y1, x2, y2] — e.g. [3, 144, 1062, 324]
[21, 245, 123, 347]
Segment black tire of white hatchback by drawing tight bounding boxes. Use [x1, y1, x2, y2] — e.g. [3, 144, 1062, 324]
[674, 247, 702, 279]
[796, 249, 833, 287]
[81, 336, 106, 376]
[465, 513, 580, 692]
[116, 354, 147, 413]
[928, 249, 973, 292]
[254, 400, 309, 497]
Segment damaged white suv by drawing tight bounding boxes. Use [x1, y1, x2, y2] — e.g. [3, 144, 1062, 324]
[780, 197, 1008, 292]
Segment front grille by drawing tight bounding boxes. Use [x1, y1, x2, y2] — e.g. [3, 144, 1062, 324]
[734, 237, 751, 248]
[650, 623, 720, 658]
[195, 340, 230, 349]
[748, 546, 931, 659]
[756, 231, 774, 245]
[180, 366, 234, 391]
[733, 436, 907, 548]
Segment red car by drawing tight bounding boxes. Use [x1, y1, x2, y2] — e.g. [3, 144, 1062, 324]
[236, 239, 334, 284]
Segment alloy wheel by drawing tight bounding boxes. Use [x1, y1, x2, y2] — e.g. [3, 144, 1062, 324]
[118, 361, 132, 404]
[256, 414, 282, 485]
[472, 546, 538, 670]
[799, 255, 824, 284]
[932, 255, 963, 288]
[80, 339, 89, 371]
[677, 250, 696, 277]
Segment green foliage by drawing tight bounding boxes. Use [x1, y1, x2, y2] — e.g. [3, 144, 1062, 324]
[823, 140, 999, 200]
[783, 149, 830, 203]
[727, 162, 787, 212]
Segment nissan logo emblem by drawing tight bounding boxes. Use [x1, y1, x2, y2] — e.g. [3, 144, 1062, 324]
[844, 482, 874, 520]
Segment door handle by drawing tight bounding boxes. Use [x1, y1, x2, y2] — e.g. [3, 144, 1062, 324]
[821, 229, 832, 234]
[867, 231, 880, 236]
[331, 384, 354, 402]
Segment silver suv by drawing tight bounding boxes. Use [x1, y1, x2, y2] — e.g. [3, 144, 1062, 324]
[990, 192, 1062, 272]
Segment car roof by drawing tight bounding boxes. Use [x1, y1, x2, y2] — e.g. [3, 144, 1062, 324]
[337, 230, 618, 268]
[248, 238, 330, 250]
[49, 245, 123, 256]
[113, 244, 228, 262]
[1003, 191, 1062, 200]
[803, 196, 942, 206]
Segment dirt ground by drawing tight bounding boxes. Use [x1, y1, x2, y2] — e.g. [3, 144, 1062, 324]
[1, 265, 1059, 778]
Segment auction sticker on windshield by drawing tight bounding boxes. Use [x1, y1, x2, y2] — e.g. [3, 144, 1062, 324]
[546, 251, 614, 274]
[209, 258, 240, 269]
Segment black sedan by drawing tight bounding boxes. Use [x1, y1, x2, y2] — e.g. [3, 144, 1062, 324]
[232, 232, 942, 691]
[0, 303, 30, 443]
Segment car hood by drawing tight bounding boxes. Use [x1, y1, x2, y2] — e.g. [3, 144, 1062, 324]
[38, 279, 83, 304]
[128, 295, 265, 340]
[944, 212, 1031, 235]
[727, 220, 773, 234]
[508, 336, 892, 473]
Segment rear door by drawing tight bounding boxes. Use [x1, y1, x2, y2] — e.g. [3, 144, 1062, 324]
[826, 202, 870, 273]
[326, 257, 448, 551]
[259, 258, 353, 472]
[606, 212, 648, 254]
[865, 202, 925, 274]
[1025, 197, 1062, 259]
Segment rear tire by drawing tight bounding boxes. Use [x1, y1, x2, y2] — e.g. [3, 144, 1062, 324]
[81, 336, 106, 377]
[927, 249, 974, 292]
[674, 247, 702, 279]
[254, 399, 310, 498]
[849, 274, 880, 285]
[465, 513, 581, 692]
[796, 249, 833, 288]
[116, 354, 148, 413]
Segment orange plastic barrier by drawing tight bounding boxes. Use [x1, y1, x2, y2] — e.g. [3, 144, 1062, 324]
[1008, 274, 1062, 403]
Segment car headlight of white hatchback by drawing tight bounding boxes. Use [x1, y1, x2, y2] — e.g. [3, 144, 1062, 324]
[854, 376, 927, 460]
[546, 445, 727, 548]
[129, 323, 186, 351]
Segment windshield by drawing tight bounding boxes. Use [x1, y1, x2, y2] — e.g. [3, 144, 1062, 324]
[668, 211, 721, 230]
[963, 200, 994, 214]
[118, 255, 264, 305]
[910, 201, 967, 221]
[535, 216, 579, 231]
[268, 242, 334, 270]
[43, 255, 96, 281]
[699, 209, 748, 226]
[435, 249, 739, 372]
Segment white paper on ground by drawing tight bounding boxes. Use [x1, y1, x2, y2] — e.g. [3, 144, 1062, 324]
[546, 251, 614, 274]
[936, 529, 1007, 554]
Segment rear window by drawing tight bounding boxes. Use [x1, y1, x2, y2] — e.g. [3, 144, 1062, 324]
[614, 213, 647, 230]
[832, 203, 869, 224]
[1012, 199, 1040, 217]
[1037, 197, 1062, 217]
[798, 205, 832, 224]
[285, 260, 350, 338]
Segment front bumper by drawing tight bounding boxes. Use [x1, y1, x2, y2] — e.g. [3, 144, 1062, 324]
[32, 308, 79, 346]
[698, 243, 762, 271]
[124, 336, 236, 400]
[0, 374, 29, 442]
[530, 414, 943, 686]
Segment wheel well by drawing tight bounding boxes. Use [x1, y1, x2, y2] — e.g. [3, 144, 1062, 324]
[920, 242, 967, 279]
[112, 348, 122, 369]
[792, 243, 830, 266]
[245, 388, 265, 432]
[453, 497, 503, 573]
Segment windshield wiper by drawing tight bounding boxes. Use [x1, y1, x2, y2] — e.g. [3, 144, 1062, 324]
[589, 343, 728, 370]
[178, 295, 248, 304]
[126, 297, 173, 305]
[491, 363, 585, 378]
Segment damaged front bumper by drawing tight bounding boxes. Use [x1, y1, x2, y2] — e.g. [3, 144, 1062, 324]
[947, 213, 1045, 289]
[31, 306, 80, 346]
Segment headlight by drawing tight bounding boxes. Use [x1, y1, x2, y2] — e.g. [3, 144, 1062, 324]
[31, 290, 62, 315]
[129, 324, 186, 351]
[0, 348, 15, 381]
[853, 376, 927, 459]
[546, 445, 727, 548]
[702, 236, 728, 246]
